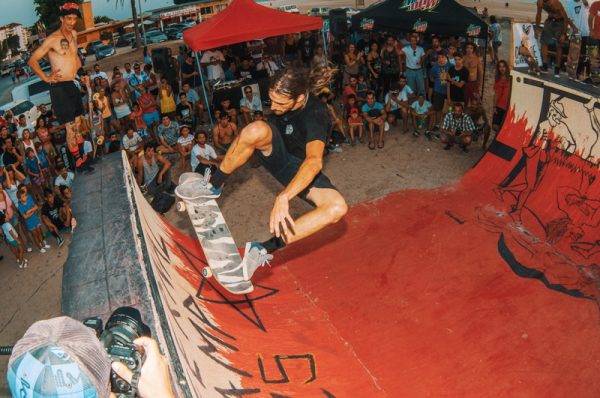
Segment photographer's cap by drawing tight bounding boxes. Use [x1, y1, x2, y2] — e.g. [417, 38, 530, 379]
[7, 316, 111, 398]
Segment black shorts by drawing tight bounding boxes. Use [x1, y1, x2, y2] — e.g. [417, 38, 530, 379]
[256, 123, 336, 203]
[50, 81, 84, 124]
[432, 91, 446, 112]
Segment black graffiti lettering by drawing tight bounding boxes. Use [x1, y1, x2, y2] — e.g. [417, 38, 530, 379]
[269, 393, 291, 398]
[145, 226, 171, 264]
[215, 381, 261, 397]
[257, 354, 317, 384]
[321, 389, 336, 397]
[183, 295, 236, 340]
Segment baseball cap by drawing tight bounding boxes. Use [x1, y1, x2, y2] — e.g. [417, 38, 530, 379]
[7, 317, 111, 398]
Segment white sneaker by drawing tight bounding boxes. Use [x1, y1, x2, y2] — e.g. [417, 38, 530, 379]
[26, 247, 32, 253]
[241, 242, 273, 281]
[23, 259, 28, 268]
[43, 244, 51, 249]
[18, 262, 23, 269]
[40, 248, 47, 254]
[384, 121, 390, 132]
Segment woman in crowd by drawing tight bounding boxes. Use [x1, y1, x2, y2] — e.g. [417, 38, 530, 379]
[491, 60, 511, 147]
[366, 42, 382, 98]
[112, 79, 132, 131]
[35, 117, 55, 173]
[159, 77, 177, 119]
[343, 43, 364, 86]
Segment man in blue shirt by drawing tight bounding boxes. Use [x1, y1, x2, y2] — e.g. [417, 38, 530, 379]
[429, 52, 451, 128]
[128, 63, 148, 100]
[361, 91, 387, 149]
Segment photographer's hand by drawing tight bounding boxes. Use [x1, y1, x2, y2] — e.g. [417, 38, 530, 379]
[110, 337, 175, 398]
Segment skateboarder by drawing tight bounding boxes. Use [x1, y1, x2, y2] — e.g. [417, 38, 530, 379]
[208, 66, 348, 281]
[28, 2, 88, 161]
[536, 0, 579, 76]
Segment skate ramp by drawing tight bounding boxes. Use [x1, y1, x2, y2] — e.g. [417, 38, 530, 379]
[126, 71, 600, 397]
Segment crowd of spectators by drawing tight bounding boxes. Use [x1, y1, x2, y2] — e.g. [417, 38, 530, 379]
[0, 18, 516, 269]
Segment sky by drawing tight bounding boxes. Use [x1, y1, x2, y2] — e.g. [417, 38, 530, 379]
[0, 0, 177, 27]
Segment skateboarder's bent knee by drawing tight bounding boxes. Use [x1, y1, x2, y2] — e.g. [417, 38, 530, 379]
[238, 121, 273, 147]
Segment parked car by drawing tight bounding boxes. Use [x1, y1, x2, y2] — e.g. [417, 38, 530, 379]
[142, 31, 168, 44]
[1, 63, 14, 77]
[11, 76, 51, 108]
[342, 7, 360, 16]
[95, 44, 115, 61]
[116, 32, 136, 48]
[167, 21, 195, 29]
[164, 27, 183, 40]
[278, 5, 300, 13]
[86, 40, 103, 55]
[308, 7, 330, 17]
[0, 100, 41, 127]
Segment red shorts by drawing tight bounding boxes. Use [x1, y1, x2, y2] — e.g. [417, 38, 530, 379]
[465, 81, 480, 103]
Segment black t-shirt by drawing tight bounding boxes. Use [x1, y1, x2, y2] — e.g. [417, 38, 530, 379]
[236, 65, 255, 79]
[180, 61, 199, 87]
[1, 150, 18, 168]
[448, 66, 469, 102]
[42, 197, 64, 224]
[298, 37, 315, 62]
[176, 103, 193, 121]
[272, 95, 331, 159]
[106, 140, 121, 154]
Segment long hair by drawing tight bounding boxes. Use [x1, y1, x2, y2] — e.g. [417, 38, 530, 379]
[271, 65, 338, 98]
[495, 60, 510, 81]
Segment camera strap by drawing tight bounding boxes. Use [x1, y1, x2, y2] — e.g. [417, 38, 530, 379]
[130, 370, 141, 395]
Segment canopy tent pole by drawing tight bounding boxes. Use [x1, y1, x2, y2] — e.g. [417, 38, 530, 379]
[195, 51, 214, 128]
[322, 28, 328, 58]
[481, 34, 488, 99]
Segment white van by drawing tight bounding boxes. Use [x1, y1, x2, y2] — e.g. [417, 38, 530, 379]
[278, 5, 300, 13]
[11, 76, 51, 108]
[0, 100, 41, 127]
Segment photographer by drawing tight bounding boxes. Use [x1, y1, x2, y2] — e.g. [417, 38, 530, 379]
[440, 102, 476, 152]
[7, 316, 175, 398]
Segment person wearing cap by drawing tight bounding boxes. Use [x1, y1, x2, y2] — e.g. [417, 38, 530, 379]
[384, 78, 413, 133]
[440, 102, 476, 152]
[253, 110, 266, 122]
[347, 106, 363, 145]
[128, 63, 149, 100]
[27, 2, 86, 153]
[7, 316, 175, 398]
[240, 85, 263, 125]
[410, 92, 435, 138]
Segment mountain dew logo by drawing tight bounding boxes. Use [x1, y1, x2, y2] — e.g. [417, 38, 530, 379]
[360, 18, 375, 30]
[413, 19, 428, 33]
[467, 24, 481, 37]
[401, 0, 440, 12]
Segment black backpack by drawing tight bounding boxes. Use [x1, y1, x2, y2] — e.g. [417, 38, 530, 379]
[151, 192, 174, 214]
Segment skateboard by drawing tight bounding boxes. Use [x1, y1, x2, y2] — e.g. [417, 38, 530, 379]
[175, 171, 254, 295]
[567, 36, 582, 80]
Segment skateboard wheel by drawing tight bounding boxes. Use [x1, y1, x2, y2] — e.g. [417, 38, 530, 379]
[202, 267, 213, 278]
[176, 202, 186, 212]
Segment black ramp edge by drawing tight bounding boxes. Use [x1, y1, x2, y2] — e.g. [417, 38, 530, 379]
[61, 153, 156, 331]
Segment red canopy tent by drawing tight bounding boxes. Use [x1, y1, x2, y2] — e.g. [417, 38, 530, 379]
[183, 0, 323, 51]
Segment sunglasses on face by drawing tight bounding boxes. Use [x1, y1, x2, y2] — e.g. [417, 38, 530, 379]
[245, 90, 252, 94]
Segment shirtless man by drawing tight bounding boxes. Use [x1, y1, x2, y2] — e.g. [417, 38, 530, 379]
[463, 43, 483, 106]
[213, 113, 237, 154]
[27, 3, 86, 148]
[536, 0, 578, 76]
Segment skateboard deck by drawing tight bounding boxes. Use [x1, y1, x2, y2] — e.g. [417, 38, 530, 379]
[567, 37, 581, 80]
[175, 172, 254, 295]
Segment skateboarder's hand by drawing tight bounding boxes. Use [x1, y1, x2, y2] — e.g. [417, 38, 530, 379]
[270, 194, 295, 239]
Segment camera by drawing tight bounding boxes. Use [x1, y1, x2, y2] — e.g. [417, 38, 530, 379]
[84, 307, 151, 397]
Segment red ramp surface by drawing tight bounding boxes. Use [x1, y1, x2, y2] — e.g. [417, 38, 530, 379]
[127, 71, 600, 397]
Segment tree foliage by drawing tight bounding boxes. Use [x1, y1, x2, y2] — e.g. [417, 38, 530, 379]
[33, 0, 84, 33]
[94, 16, 114, 24]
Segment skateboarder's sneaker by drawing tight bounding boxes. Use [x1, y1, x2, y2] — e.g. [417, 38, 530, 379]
[217, 276, 255, 295]
[176, 178, 222, 200]
[241, 242, 273, 281]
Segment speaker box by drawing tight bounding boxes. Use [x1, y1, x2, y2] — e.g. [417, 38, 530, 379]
[151, 47, 169, 76]
[329, 8, 348, 36]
